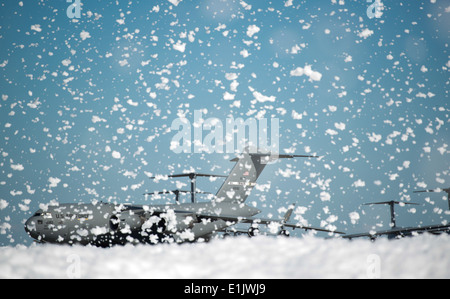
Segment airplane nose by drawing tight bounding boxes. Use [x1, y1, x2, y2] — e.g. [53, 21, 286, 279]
[24, 217, 38, 239]
[24, 218, 30, 232]
[24, 217, 32, 233]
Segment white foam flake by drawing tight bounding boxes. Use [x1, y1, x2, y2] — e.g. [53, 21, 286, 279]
[290, 65, 322, 81]
[320, 191, 331, 201]
[48, 177, 61, 188]
[173, 40, 186, 52]
[349, 212, 360, 224]
[10, 164, 24, 171]
[0, 200, 8, 210]
[112, 151, 121, 159]
[246, 25, 260, 38]
[248, 86, 276, 103]
[353, 179, 366, 188]
[358, 28, 374, 39]
[80, 30, 91, 41]
[30, 24, 42, 32]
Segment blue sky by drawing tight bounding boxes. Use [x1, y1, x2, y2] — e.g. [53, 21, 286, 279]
[0, 0, 449, 245]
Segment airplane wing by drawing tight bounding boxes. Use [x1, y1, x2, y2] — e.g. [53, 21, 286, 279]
[123, 204, 344, 234]
[119, 203, 344, 235]
[193, 213, 345, 234]
[343, 223, 450, 239]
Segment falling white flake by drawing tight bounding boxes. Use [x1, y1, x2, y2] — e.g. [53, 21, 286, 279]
[92, 116, 106, 123]
[10, 164, 24, 171]
[249, 87, 276, 103]
[112, 151, 121, 159]
[367, 132, 382, 142]
[246, 25, 260, 38]
[320, 191, 331, 201]
[173, 40, 186, 52]
[349, 212, 360, 224]
[353, 179, 366, 188]
[358, 28, 374, 39]
[0, 200, 8, 210]
[223, 92, 235, 100]
[30, 24, 42, 32]
[334, 122, 346, 131]
[290, 65, 322, 82]
[80, 30, 91, 41]
[48, 177, 61, 188]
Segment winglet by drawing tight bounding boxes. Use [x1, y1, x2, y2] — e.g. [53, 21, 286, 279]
[283, 204, 295, 224]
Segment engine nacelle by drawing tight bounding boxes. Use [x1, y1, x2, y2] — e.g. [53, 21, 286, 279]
[165, 214, 195, 233]
[109, 212, 143, 233]
[142, 215, 167, 234]
[142, 211, 197, 234]
[109, 215, 120, 231]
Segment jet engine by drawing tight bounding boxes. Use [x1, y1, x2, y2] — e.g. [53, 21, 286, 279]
[109, 211, 143, 233]
[142, 215, 167, 234]
[142, 213, 196, 234]
[165, 214, 196, 233]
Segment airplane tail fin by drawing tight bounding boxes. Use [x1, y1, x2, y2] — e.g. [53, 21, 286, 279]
[215, 148, 319, 203]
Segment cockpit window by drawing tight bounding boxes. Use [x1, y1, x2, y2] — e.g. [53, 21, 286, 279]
[33, 212, 52, 218]
[42, 212, 52, 218]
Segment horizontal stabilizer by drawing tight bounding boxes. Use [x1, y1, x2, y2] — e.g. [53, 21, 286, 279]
[414, 188, 450, 194]
[230, 153, 319, 162]
[149, 172, 227, 179]
[144, 190, 212, 195]
[144, 189, 213, 203]
[149, 172, 226, 203]
[363, 201, 420, 206]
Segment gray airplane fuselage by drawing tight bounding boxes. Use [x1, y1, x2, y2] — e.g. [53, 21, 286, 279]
[24, 201, 261, 245]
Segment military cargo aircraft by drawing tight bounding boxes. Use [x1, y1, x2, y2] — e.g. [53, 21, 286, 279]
[343, 200, 450, 240]
[25, 149, 342, 246]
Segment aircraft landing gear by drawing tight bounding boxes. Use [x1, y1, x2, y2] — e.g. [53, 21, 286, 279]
[248, 226, 260, 237]
[278, 229, 290, 237]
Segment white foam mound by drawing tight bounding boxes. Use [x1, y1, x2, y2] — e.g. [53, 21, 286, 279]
[1, 234, 449, 279]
